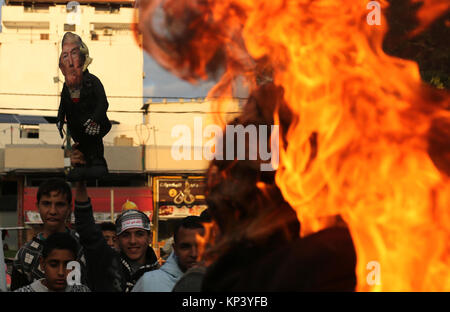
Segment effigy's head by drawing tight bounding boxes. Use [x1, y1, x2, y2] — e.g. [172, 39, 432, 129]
[59, 32, 92, 89]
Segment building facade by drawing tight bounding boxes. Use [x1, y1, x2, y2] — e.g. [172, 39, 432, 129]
[0, 0, 143, 125]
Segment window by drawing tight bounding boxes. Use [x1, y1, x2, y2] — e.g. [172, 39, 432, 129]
[0, 181, 18, 212]
[111, 6, 120, 14]
[35, 5, 50, 13]
[24, 4, 49, 13]
[95, 6, 110, 14]
[91, 33, 99, 41]
[103, 27, 113, 36]
[40, 33, 49, 40]
[20, 124, 39, 139]
[64, 24, 76, 32]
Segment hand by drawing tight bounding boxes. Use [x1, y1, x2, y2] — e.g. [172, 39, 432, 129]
[83, 119, 100, 136]
[70, 143, 86, 167]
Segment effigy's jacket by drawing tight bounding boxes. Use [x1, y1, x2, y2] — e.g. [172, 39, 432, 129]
[57, 69, 111, 162]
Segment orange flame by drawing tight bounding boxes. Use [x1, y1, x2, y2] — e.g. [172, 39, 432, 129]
[253, 0, 450, 291]
[136, 0, 450, 291]
[195, 221, 216, 265]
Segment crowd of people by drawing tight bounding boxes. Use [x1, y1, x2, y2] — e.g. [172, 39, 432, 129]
[7, 167, 209, 292]
[2, 128, 357, 293]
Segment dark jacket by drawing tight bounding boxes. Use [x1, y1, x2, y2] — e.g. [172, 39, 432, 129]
[172, 266, 206, 292]
[57, 69, 111, 142]
[10, 228, 87, 291]
[74, 199, 159, 292]
[201, 227, 357, 291]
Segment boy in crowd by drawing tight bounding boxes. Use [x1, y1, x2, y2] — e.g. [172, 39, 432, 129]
[100, 222, 119, 251]
[11, 178, 86, 291]
[172, 210, 212, 292]
[15, 232, 90, 292]
[70, 145, 159, 292]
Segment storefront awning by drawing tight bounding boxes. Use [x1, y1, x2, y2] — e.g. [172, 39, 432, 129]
[23, 187, 153, 224]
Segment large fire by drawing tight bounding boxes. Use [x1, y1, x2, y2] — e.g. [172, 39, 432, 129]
[136, 0, 450, 291]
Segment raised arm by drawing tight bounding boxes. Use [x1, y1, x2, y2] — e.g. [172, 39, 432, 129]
[71, 146, 122, 291]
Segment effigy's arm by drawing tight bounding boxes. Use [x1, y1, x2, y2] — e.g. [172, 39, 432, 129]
[90, 76, 111, 137]
[56, 92, 66, 139]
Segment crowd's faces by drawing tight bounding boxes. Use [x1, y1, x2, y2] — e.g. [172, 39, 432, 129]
[173, 227, 205, 273]
[37, 191, 71, 235]
[118, 229, 151, 264]
[40, 249, 75, 292]
[102, 230, 119, 251]
[60, 41, 83, 89]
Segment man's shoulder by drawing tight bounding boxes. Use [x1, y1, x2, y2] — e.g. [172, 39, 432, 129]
[141, 267, 165, 280]
[141, 263, 177, 284]
[136, 267, 180, 292]
[133, 269, 167, 292]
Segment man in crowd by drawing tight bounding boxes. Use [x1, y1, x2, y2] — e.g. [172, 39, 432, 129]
[100, 222, 119, 251]
[11, 178, 86, 291]
[15, 232, 90, 292]
[132, 216, 205, 292]
[172, 209, 212, 292]
[71, 145, 159, 292]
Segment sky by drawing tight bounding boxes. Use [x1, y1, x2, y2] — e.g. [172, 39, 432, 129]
[0, 1, 215, 99]
[143, 53, 216, 98]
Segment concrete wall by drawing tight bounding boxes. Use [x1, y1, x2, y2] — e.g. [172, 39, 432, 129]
[144, 99, 240, 172]
[0, 149, 4, 171]
[2, 144, 142, 171]
[105, 145, 142, 172]
[145, 145, 209, 172]
[4, 144, 64, 169]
